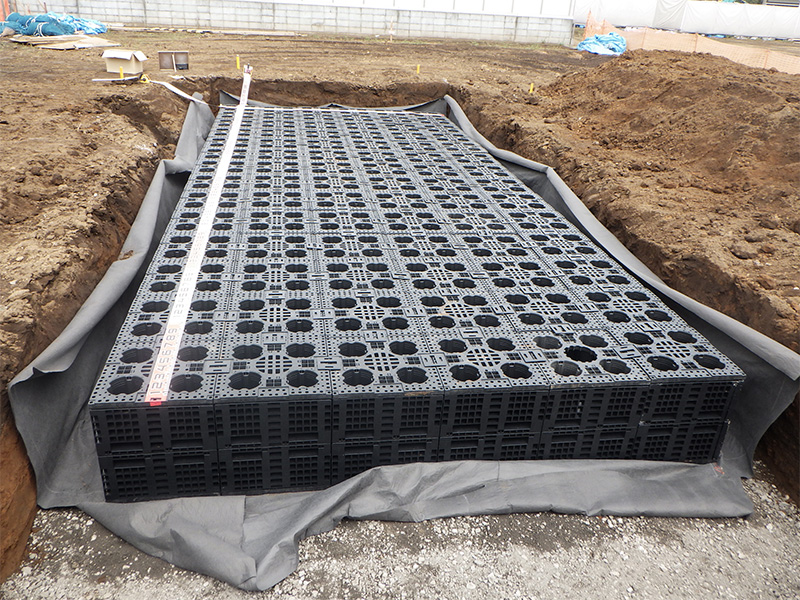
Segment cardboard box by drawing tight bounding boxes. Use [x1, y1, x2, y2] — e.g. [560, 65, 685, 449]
[158, 51, 189, 70]
[102, 49, 148, 75]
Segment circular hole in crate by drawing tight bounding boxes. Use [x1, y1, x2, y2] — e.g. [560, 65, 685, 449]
[236, 320, 263, 334]
[600, 359, 631, 374]
[286, 298, 311, 310]
[206, 249, 227, 258]
[363, 249, 383, 257]
[421, 296, 445, 307]
[430, 236, 449, 244]
[501, 363, 532, 379]
[450, 364, 480, 381]
[335, 318, 361, 331]
[238, 299, 264, 311]
[367, 263, 389, 272]
[444, 263, 466, 272]
[171, 236, 191, 243]
[555, 260, 576, 269]
[248, 236, 267, 244]
[607, 275, 630, 284]
[330, 279, 353, 290]
[377, 297, 401, 308]
[229, 372, 261, 390]
[371, 279, 395, 289]
[604, 311, 630, 323]
[158, 265, 181, 274]
[463, 295, 487, 306]
[519, 313, 545, 325]
[287, 264, 309, 273]
[505, 294, 529, 305]
[645, 310, 672, 322]
[531, 278, 555, 288]
[508, 248, 528, 256]
[247, 250, 268, 258]
[535, 336, 562, 349]
[570, 276, 592, 285]
[474, 315, 500, 327]
[668, 331, 697, 344]
[244, 264, 267, 274]
[487, 338, 515, 351]
[142, 301, 169, 313]
[552, 361, 581, 377]
[287, 319, 313, 332]
[394, 236, 413, 244]
[439, 339, 467, 353]
[624, 332, 653, 345]
[213, 223, 231, 231]
[286, 280, 310, 291]
[482, 262, 503, 271]
[198, 281, 222, 291]
[492, 278, 515, 288]
[587, 292, 610, 303]
[695, 354, 725, 369]
[579, 334, 608, 348]
[626, 291, 650, 301]
[286, 235, 306, 244]
[171, 374, 203, 393]
[132, 322, 161, 336]
[234, 344, 263, 359]
[322, 235, 342, 244]
[436, 249, 457, 257]
[339, 342, 367, 357]
[208, 234, 229, 244]
[108, 376, 143, 395]
[542, 247, 562, 255]
[406, 263, 427, 272]
[519, 262, 541, 271]
[121, 348, 153, 363]
[383, 317, 409, 330]
[150, 281, 175, 292]
[647, 356, 679, 371]
[430, 316, 455, 328]
[400, 249, 420, 257]
[472, 249, 492, 257]
[565, 345, 597, 362]
[343, 369, 374, 386]
[390, 341, 418, 355]
[178, 346, 208, 361]
[286, 343, 316, 358]
[545, 293, 569, 304]
[413, 279, 436, 290]
[239, 281, 267, 292]
[445, 278, 474, 290]
[397, 367, 427, 384]
[463, 236, 482, 244]
[332, 298, 357, 309]
[324, 248, 345, 257]
[359, 235, 378, 243]
[286, 249, 307, 258]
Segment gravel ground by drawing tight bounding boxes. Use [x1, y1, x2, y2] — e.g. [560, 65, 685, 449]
[2, 462, 798, 600]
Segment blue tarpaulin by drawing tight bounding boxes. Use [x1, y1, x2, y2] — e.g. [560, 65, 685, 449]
[577, 32, 627, 56]
[2, 12, 107, 36]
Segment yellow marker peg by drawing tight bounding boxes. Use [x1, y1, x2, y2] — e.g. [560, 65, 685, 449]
[236, 55, 240, 70]
[119, 67, 124, 79]
[529, 83, 534, 94]
[416, 64, 420, 74]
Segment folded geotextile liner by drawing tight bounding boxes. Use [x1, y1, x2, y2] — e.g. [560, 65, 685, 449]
[9, 93, 799, 591]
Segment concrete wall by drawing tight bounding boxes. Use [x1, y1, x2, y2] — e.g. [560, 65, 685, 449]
[43, 1, 573, 45]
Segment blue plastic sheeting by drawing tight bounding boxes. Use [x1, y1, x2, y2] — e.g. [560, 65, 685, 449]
[2, 12, 107, 36]
[577, 32, 627, 56]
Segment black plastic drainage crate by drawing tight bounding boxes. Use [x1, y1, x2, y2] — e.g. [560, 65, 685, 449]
[88, 105, 747, 502]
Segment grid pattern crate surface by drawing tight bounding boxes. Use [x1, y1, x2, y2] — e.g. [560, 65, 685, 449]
[89, 105, 745, 502]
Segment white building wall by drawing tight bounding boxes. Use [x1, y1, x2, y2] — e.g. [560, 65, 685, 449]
[39, 0, 574, 45]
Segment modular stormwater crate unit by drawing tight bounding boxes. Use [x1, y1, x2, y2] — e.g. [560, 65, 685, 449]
[88, 105, 746, 502]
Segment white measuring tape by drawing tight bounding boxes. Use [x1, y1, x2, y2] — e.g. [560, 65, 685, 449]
[145, 67, 253, 406]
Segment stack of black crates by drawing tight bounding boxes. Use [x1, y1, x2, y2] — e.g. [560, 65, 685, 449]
[89, 106, 745, 501]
